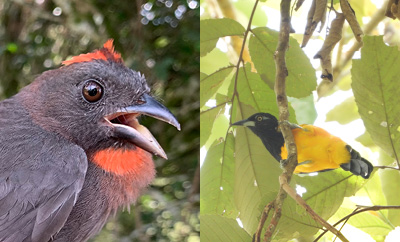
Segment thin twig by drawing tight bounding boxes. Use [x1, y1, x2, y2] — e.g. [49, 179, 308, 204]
[374, 165, 400, 170]
[252, 201, 275, 242]
[314, 205, 400, 242]
[231, 0, 259, 101]
[280, 177, 349, 242]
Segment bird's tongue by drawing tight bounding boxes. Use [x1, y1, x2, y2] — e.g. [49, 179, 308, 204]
[106, 94, 180, 160]
[112, 114, 168, 159]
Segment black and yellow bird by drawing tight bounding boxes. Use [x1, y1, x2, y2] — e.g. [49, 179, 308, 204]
[233, 113, 373, 179]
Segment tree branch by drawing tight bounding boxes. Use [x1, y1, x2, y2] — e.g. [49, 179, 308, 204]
[281, 177, 348, 242]
[254, 1, 349, 241]
[255, 1, 298, 241]
[314, 205, 400, 242]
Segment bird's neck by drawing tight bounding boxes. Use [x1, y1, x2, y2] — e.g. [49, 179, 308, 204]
[90, 147, 156, 205]
[257, 129, 284, 161]
[92, 147, 155, 176]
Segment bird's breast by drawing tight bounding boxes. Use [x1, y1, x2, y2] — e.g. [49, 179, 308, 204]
[280, 124, 351, 173]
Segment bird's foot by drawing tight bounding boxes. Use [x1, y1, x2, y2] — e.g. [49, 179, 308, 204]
[280, 159, 289, 169]
[279, 120, 305, 131]
[280, 153, 299, 169]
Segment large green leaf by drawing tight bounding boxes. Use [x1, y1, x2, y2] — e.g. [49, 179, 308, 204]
[352, 35, 400, 160]
[229, 63, 297, 123]
[200, 48, 231, 75]
[201, 215, 252, 242]
[200, 134, 237, 218]
[200, 18, 246, 57]
[333, 205, 392, 242]
[200, 105, 226, 147]
[233, 0, 268, 27]
[249, 27, 317, 98]
[269, 171, 368, 241]
[325, 97, 360, 125]
[288, 95, 317, 124]
[379, 150, 400, 227]
[232, 104, 282, 234]
[200, 66, 235, 108]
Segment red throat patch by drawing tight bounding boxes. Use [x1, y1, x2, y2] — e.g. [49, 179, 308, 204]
[62, 39, 123, 66]
[92, 148, 153, 176]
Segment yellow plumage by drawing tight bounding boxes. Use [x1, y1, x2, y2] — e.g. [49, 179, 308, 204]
[280, 124, 351, 174]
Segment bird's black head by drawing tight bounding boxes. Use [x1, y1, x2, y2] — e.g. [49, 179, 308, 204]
[18, 40, 180, 159]
[233, 113, 279, 134]
[233, 112, 283, 161]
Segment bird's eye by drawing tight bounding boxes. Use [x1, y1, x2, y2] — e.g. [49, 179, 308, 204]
[257, 116, 263, 121]
[82, 80, 103, 103]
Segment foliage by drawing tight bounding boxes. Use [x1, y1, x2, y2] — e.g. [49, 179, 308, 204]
[0, 0, 199, 241]
[200, 0, 400, 241]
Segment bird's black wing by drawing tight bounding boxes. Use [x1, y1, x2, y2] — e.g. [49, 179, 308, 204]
[0, 119, 88, 242]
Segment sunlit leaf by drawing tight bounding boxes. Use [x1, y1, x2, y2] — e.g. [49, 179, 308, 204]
[355, 131, 376, 148]
[200, 66, 235, 108]
[352, 36, 400, 159]
[201, 134, 237, 218]
[200, 48, 231, 74]
[268, 171, 368, 241]
[249, 27, 317, 98]
[200, 105, 225, 147]
[333, 204, 392, 241]
[326, 97, 360, 124]
[200, 18, 246, 56]
[379, 150, 400, 227]
[233, 0, 268, 27]
[288, 95, 317, 124]
[201, 215, 252, 242]
[205, 109, 230, 150]
[229, 63, 297, 123]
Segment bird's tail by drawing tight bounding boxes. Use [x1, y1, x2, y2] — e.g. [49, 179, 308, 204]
[340, 145, 373, 179]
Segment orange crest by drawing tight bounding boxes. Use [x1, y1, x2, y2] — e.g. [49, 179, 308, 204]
[62, 39, 123, 66]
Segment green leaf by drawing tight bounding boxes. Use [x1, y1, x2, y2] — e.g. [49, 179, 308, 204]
[200, 48, 231, 75]
[229, 63, 297, 124]
[352, 35, 400, 159]
[200, 105, 225, 147]
[233, 0, 268, 27]
[200, 18, 246, 57]
[325, 97, 360, 125]
[232, 104, 282, 234]
[201, 134, 237, 218]
[288, 95, 317, 124]
[333, 204, 392, 241]
[200, 66, 235, 108]
[205, 109, 230, 150]
[379, 150, 400, 227]
[355, 131, 376, 148]
[268, 171, 368, 241]
[201, 215, 252, 242]
[249, 27, 317, 98]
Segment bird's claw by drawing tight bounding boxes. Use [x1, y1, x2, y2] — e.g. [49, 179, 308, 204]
[280, 159, 289, 169]
[279, 120, 305, 131]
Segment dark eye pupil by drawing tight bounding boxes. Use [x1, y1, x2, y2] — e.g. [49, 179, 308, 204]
[83, 80, 103, 102]
[87, 85, 98, 96]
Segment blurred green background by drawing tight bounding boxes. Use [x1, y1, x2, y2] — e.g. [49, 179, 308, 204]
[0, 0, 199, 241]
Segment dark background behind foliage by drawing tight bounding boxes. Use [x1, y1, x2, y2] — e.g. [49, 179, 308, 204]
[0, 0, 199, 241]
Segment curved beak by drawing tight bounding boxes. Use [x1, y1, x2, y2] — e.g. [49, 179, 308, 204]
[105, 94, 180, 159]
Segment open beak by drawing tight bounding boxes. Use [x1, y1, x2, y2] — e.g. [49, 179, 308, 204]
[105, 94, 180, 159]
